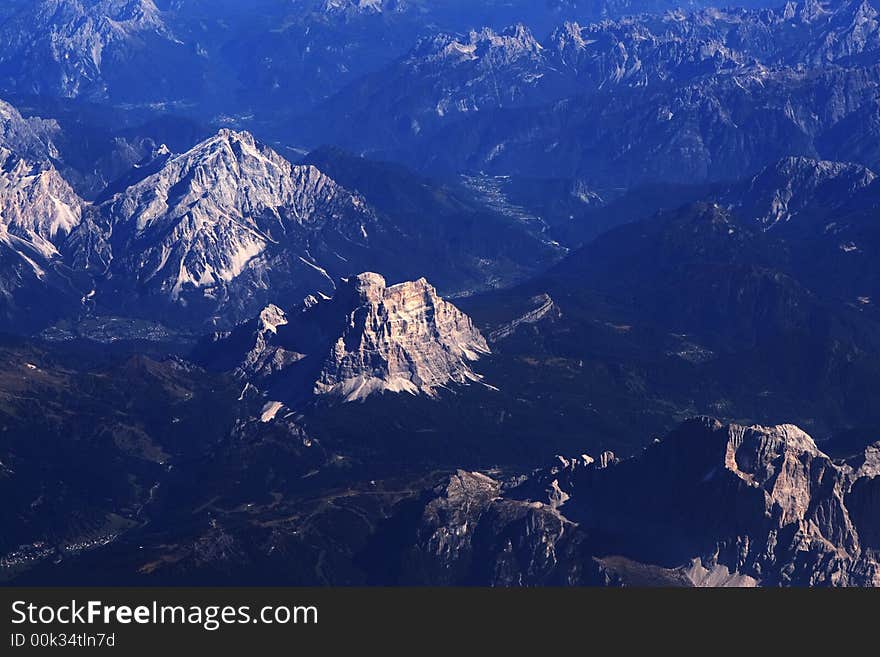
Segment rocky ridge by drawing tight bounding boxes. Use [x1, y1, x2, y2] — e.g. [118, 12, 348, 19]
[726, 156, 878, 229]
[0, 108, 562, 331]
[0, 125, 389, 328]
[93, 128, 377, 316]
[314, 273, 490, 400]
[0, 0, 169, 99]
[0, 99, 59, 162]
[308, 1, 880, 185]
[0, 147, 85, 327]
[197, 272, 490, 402]
[394, 418, 880, 586]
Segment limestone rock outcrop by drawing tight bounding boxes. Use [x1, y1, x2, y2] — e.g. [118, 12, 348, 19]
[197, 272, 490, 402]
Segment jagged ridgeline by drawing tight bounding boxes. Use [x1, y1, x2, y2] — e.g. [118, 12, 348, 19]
[303, 0, 880, 184]
[0, 119, 558, 333]
[7, 416, 879, 585]
[195, 272, 490, 403]
[383, 419, 880, 586]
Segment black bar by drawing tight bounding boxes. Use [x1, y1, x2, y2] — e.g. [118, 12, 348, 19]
[0, 587, 873, 653]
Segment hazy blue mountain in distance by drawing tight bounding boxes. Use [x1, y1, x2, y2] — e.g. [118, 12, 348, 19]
[300, 0, 880, 185]
[0, 0, 784, 140]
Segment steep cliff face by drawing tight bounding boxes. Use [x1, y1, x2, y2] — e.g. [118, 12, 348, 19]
[847, 443, 880, 550]
[197, 272, 490, 402]
[313, 273, 490, 400]
[555, 418, 878, 586]
[388, 419, 880, 586]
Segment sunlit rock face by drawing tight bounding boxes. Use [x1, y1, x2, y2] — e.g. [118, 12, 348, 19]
[91, 128, 380, 325]
[196, 272, 490, 403]
[0, 148, 85, 328]
[313, 272, 490, 401]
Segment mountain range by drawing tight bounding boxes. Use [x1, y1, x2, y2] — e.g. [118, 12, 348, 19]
[8, 412, 877, 586]
[302, 0, 880, 187]
[0, 0, 775, 125]
[389, 418, 880, 586]
[2, 0, 880, 588]
[0, 113, 560, 331]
